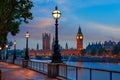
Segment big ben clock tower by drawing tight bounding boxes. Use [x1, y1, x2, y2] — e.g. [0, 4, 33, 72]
[76, 26, 83, 51]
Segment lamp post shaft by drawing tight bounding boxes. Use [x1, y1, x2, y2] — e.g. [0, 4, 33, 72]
[25, 37, 29, 60]
[5, 44, 8, 61]
[13, 44, 16, 64]
[55, 19, 58, 45]
[26, 37, 28, 51]
[0, 51, 1, 60]
[52, 19, 62, 63]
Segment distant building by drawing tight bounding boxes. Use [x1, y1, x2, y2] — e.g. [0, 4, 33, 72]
[42, 33, 50, 50]
[86, 40, 116, 55]
[36, 43, 39, 50]
[65, 42, 68, 50]
[103, 40, 116, 51]
[76, 26, 83, 51]
[29, 26, 83, 58]
[86, 42, 103, 54]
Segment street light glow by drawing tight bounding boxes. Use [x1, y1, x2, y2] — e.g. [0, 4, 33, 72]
[6, 45, 8, 48]
[25, 32, 30, 38]
[52, 6, 61, 19]
[0, 47, 2, 50]
[14, 40, 16, 45]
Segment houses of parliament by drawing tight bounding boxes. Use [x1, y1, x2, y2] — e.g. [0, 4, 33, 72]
[29, 26, 83, 58]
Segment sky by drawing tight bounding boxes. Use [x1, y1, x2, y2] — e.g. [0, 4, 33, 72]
[8, 0, 120, 49]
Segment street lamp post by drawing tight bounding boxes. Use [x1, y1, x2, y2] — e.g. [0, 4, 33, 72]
[13, 40, 16, 64]
[52, 6, 62, 63]
[47, 6, 63, 78]
[0, 47, 2, 61]
[25, 32, 30, 60]
[5, 44, 8, 61]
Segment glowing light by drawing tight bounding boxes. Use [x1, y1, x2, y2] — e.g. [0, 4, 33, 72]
[52, 6, 61, 19]
[25, 32, 30, 38]
[14, 40, 16, 45]
[6, 45, 8, 48]
[80, 36, 83, 39]
[77, 36, 79, 39]
[0, 47, 2, 50]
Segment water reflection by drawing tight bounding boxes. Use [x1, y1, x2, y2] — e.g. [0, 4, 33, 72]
[66, 62, 120, 80]
[66, 62, 120, 71]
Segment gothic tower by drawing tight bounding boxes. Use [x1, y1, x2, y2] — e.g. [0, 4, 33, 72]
[42, 33, 50, 50]
[36, 43, 39, 50]
[76, 26, 83, 51]
[65, 42, 68, 50]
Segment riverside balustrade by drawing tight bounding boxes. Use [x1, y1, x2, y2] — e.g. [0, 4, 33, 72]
[58, 64, 120, 80]
[28, 61, 48, 73]
[7, 59, 120, 80]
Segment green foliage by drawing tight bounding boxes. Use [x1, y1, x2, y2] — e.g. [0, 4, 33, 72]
[80, 49, 87, 56]
[112, 43, 120, 55]
[90, 48, 97, 55]
[0, 0, 33, 47]
[98, 48, 106, 55]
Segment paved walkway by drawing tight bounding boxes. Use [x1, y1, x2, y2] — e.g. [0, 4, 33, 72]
[0, 62, 58, 80]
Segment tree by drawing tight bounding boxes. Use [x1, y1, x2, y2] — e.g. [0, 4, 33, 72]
[80, 49, 87, 56]
[90, 48, 97, 55]
[98, 48, 106, 56]
[0, 0, 33, 48]
[112, 44, 120, 55]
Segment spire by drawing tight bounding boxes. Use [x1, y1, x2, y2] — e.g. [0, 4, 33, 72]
[37, 43, 39, 50]
[66, 42, 68, 49]
[77, 26, 82, 34]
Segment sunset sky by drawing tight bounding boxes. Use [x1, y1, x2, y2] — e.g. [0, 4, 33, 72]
[8, 0, 120, 49]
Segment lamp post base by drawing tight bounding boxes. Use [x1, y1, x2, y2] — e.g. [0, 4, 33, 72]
[52, 53, 63, 63]
[22, 60, 29, 68]
[52, 44, 63, 63]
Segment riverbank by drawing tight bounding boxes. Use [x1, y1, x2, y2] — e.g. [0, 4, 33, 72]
[34, 56, 120, 63]
[63, 56, 120, 63]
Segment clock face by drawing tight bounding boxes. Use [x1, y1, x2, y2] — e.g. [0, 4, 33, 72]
[77, 36, 79, 39]
[77, 35, 83, 39]
[80, 36, 83, 39]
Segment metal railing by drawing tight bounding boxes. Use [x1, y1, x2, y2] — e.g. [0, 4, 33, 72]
[58, 64, 120, 80]
[28, 61, 48, 73]
[15, 59, 23, 66]
[7, 59, 120, 80]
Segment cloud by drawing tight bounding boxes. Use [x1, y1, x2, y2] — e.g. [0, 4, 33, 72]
[39, 8, 50, 13]
[78, 0, 120, 8]
[31, 7, 50, 14]
[57, 0, 120, 10]
[32, 0, 50, 3]
[87, 22, 120, 34]
[83, 22, 120, 42]
[24, 17, 54, 28]
[8, 17, 55, 41]
[53, 0, 67, 4]
[32, 0, 67, 4]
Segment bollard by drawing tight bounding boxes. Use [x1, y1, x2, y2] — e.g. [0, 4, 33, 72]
[0, 69, 1, 80]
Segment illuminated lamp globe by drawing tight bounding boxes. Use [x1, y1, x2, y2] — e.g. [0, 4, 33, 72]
[52, 6, 61, 19]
